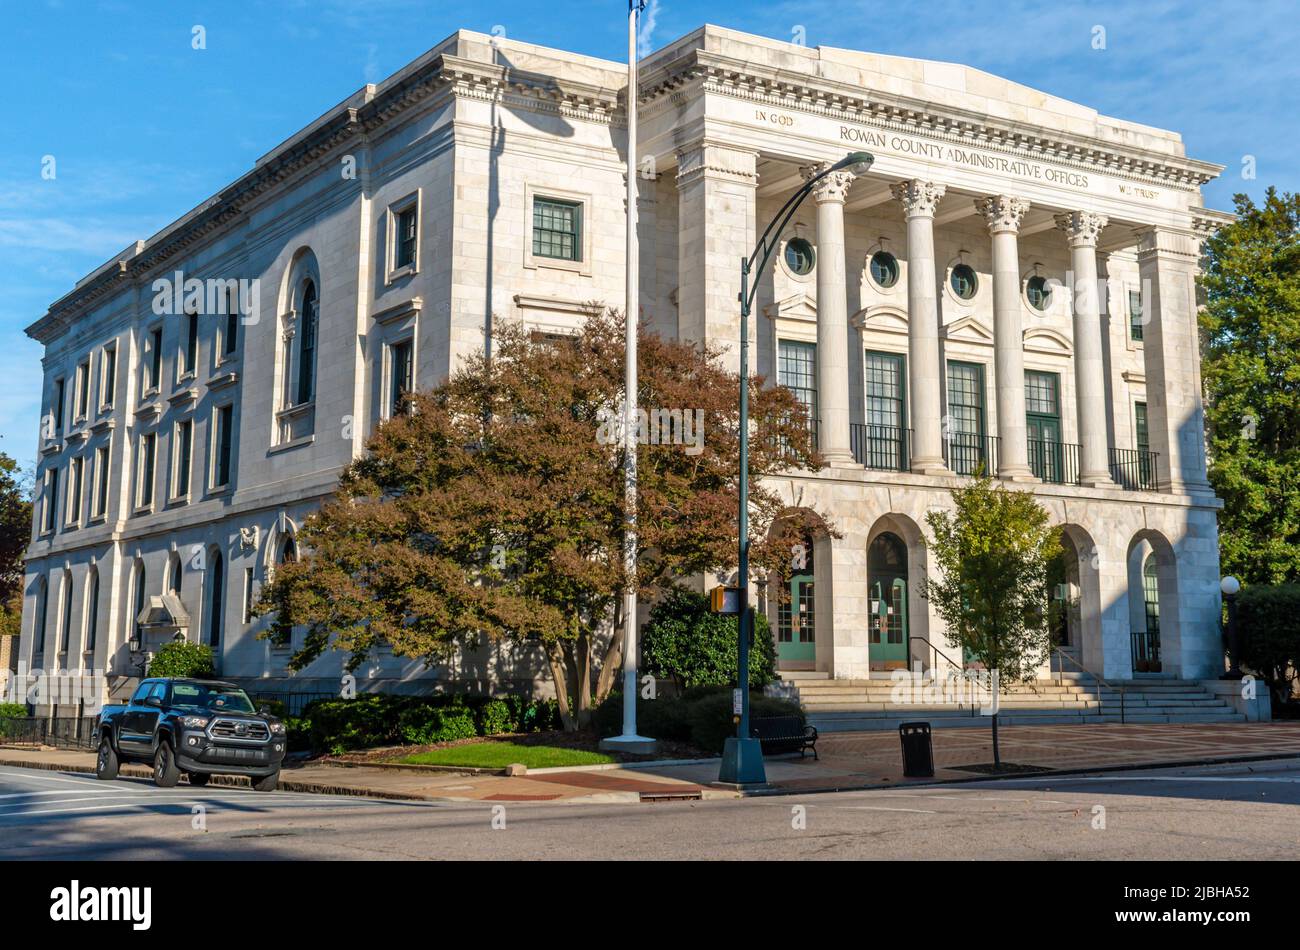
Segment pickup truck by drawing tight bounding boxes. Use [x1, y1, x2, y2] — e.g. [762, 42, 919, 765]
[96, 678, 286, 791]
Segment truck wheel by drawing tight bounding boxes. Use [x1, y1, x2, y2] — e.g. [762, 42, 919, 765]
[153, 741, 181, 788]
[95, 738, 119, 781]
[187, 773, 210, 787]
[251, 770, 279, 792]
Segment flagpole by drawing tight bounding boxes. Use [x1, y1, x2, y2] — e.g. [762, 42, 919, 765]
[601, 0, 655, 753]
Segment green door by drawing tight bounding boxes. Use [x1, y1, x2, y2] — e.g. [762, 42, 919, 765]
[1025, 370, 1063, 482]
[776, 545, 816, 663]
[868, 533, 909, 668]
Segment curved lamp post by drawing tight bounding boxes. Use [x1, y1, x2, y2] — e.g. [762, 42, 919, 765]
[719, 151, 874, 786]
[1220, 575, 1242, 679]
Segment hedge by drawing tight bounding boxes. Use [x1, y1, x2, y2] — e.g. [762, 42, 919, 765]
[147, 641, 215, 679]
[641, 587, 777, 691]
[594, 688, 803, 754]
[1237, 583, 1300, 707]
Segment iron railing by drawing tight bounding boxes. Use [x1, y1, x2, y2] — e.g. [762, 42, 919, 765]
[1109, 447, 1159, 492]
[944, 433, 999, 477]
[1130, 629, 1162, 673]
[850, 424, 912, 472]
[248, 692, 337, 717]
[0, 716, 100, 750]
[1027, 438, 1081, 485]
[1054, 647, 1125, 724]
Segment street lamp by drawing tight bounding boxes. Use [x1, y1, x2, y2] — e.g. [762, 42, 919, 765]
[1220, 575, 1242, 679]
[718, 151, 874, 786]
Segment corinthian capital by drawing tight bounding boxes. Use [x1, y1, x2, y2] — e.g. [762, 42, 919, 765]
[1054, 211, 1109, 248]
[890, 179, 946, 219]
[800, 162, 856, 203]
[975, 195, 1030, 234]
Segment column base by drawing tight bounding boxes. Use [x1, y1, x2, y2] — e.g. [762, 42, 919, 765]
[821, 449, 858, 468]
[598, 734, 658, 755]
[1078, 473, 1116, 489]
[998, 467, 1039, 484]
[718, 737, 767, 785]
[910, 458, 950, 476]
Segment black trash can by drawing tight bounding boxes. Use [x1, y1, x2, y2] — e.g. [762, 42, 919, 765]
[899, 721, 934, 778]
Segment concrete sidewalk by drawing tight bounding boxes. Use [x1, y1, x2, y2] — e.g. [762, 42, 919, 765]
[4, 721, 1300, 802]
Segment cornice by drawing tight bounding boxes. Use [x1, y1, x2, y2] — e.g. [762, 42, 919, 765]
[641, 49, 1223, 192]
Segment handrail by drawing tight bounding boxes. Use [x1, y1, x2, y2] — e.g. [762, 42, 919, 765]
[1054, 647, 1125, 724]
[907, 636, 978, 716]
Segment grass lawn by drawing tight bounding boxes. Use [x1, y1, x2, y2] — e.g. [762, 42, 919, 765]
[396, 741, 617, 769]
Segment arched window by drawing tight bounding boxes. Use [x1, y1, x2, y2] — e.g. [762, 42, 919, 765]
[32, 575, 49, 663]
[207, 550, 225, 649]
[59, 570, 74, 655]
[296, 280, 317, 406]
[280, 536, 298, 564]
[85, 568, 100, 653]
[868, 532, 909, 665]
[167, 554, 182, 595]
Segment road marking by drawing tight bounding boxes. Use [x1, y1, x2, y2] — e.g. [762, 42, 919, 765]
[0, 768, 113, 787]
[836, 805, 936, 814]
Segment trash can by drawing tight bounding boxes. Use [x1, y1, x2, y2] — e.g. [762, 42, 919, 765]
[899, 721, 934, 778]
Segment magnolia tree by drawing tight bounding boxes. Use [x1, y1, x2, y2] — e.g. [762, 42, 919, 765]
[257, 310, 823, 730]
[924, 475, 1059, 767]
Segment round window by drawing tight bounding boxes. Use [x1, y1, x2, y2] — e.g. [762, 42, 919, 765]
[784, 238, 816, 276]
[869, 251, 900, 288]
[1026, 275, 1052, 311]
[950, 263, 978, 300]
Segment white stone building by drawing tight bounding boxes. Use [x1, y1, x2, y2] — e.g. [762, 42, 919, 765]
[19, 26, 1242, 711]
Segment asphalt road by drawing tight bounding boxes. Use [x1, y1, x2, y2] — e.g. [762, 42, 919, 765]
[1, 759, 1298, 860]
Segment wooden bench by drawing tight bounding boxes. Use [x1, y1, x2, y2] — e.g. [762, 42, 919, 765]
[750, 715, 819, 759]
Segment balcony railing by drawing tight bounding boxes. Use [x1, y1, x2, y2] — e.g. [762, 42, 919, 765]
[943, 433, 999, 477]
[1109, 447, 1159, 492]
[1027, 438, 1081, 485]
[850, 424, 912, 472]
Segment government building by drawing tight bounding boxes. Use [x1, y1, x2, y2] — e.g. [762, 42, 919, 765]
[18, 26, 1262, 723]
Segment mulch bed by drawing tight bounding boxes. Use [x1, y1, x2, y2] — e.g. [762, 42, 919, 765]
[325, 729, 712, 766]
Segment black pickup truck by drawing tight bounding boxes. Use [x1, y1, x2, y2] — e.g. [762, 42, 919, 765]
[95, 678, 286, 790]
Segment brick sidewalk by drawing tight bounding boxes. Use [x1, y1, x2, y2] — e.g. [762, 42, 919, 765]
[4, 721, 1299, 801]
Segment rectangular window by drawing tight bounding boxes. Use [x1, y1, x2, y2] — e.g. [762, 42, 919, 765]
[224, 288, 239, 357]
[1135, 401, 1149, 452]
[390, 340, 413, 417]
[137, 432, 156, 509]
[146, 327, 163, 391]
[532, 197, 582, 262]
[214, 404, 233, 489]
[946, 361, 988, 476]
[66, 455, 83, 527]
[243, 567, 255, 624]
[101, 344, 117, 409]
[1128, 289, 1144, 342]
[93, 445, 110, 519]
[777, 340, 817, 436]
[75, 359, 91, 420]
[182, 311, 198, 377]
[173, 419, 193, 499]
[53, 378, 65, 436]
[1025, 371, 1065, 483]
[862, 350, 907, 469]
[396, 206, 418, 270]
[42, 467, 59, 533]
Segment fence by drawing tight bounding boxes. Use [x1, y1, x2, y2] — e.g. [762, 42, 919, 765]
[0, 716, 101, 750]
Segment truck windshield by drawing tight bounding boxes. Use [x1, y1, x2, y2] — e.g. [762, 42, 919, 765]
[169, 683, 257, 714]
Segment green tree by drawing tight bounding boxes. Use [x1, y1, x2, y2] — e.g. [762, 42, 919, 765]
[147, 641, 215, 678]
[1200, 188, 1300, 584]
[0, 454, 33, 640]
[257, 310, 823, 731]
[641, 587, 776, 692]
[924, 475, 1059, 767]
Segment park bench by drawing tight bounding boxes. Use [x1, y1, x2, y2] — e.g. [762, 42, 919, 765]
[750, 715, 819, 759]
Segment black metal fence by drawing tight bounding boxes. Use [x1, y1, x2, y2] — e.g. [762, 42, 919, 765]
[248, 692, 337, 717]
[850, 424, 912, 471]
[0, 716, 101, 750]
[1028, 438, 1081, 485]
[944, 433, 999, 477]
[1110, 447, 1159, 492]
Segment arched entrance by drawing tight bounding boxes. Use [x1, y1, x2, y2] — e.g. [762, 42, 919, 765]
[868, 532, 909, 669]
[774, 536, 816, 664]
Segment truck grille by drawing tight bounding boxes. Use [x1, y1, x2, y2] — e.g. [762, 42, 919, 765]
[210, 718, 270, 741]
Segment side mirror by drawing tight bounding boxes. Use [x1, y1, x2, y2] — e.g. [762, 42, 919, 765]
[258, 705, 270, 716]
[145, 695, 162, 707]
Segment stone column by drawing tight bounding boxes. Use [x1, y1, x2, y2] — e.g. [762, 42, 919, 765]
[1135, 226, 1213, 495]
[802, 161, 858, 466]
[891, 179, 949, 474]
[675, 142, 758, 373]
[976, 195, 1035, 481]
[1055, 211, 1115, 487]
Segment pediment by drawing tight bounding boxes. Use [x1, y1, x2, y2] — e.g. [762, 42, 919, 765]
[137, 593, 191, 630]
[1023, 326, 1073, 355]
[852, 305, 909, 336]
[941, 315, 994, 346]
[763, 292, 817, 323]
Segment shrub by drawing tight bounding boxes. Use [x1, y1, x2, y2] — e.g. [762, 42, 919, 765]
[399, 703, 478, 745]
[147, 641, 215, 679]
[283, 716, 312, 753]
[476, 699, 513, 736]
[594, 689, 802, 753]
[0, 702, 26, 719]
[642, 588, 776, 691]
[684, 692, 805, 755]
[257, 699, 289, 719]
[1236, 583, 1300, 707]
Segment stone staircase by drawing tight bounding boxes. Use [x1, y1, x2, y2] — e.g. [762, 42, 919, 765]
[774, 671, 1247, 733]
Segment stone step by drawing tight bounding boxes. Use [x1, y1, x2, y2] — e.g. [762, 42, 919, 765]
[809, 709, 1247, 732]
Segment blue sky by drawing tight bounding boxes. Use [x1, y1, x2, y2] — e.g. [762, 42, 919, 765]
[1, 0, 1295, 464]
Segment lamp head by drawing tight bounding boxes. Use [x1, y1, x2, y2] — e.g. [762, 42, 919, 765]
[1220, 575, 1241, 597]
[839, 151, 874, 176]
